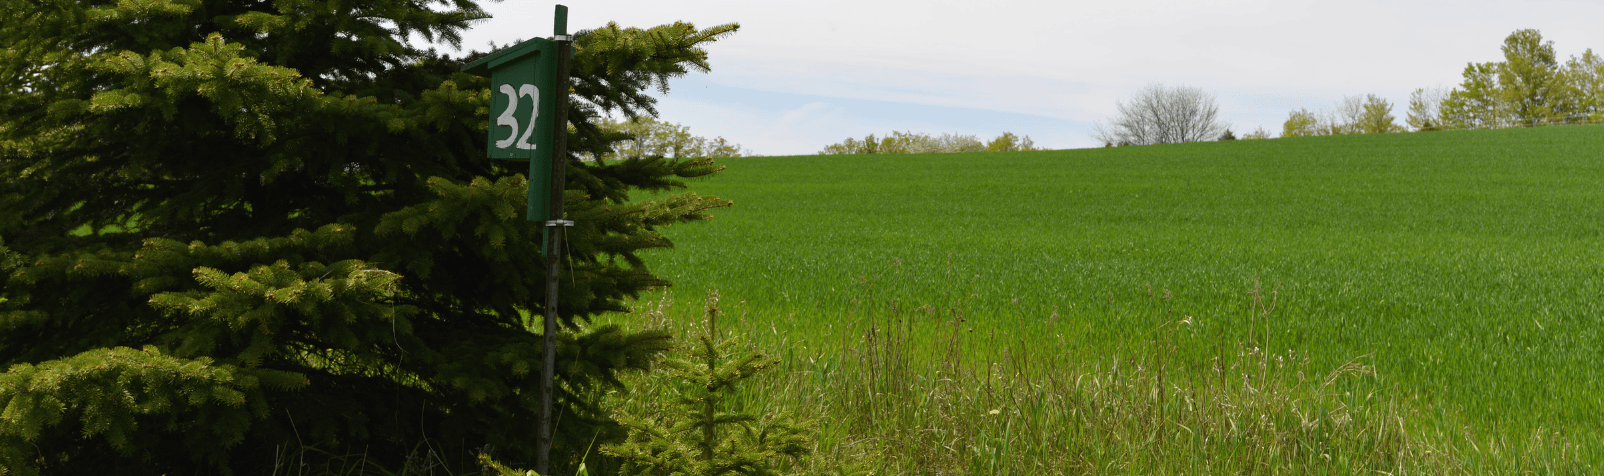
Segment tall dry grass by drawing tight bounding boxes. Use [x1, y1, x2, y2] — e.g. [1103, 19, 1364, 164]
[595, 277, 1596, 475]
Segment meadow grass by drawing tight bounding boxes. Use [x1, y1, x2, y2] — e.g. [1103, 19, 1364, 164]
[630, 124, 1604, 463]
[592, 279, 1593, 474]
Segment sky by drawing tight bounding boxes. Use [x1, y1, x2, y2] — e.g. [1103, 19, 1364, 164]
[433, 0, 1604, 155]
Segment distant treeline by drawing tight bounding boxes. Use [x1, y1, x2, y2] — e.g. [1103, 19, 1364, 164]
[1276, 29, 1602, 139]
[585, 116, 750, 160]
[818, 131, 1041, 155]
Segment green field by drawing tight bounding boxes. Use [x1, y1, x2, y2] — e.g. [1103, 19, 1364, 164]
[640, 125, 1604, 442]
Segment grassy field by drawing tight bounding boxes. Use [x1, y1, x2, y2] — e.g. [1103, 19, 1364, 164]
[71, 125, 1595, 472]
[613, 124, 1603, 470]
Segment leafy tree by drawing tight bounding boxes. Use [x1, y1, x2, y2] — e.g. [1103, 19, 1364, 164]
[1281, 95, 1400, 137]
[984, 131, 1039, 151]
[1562, 49, 1604, 121]
[1218, 129, 1237, 141]
[591, 116, 749, 161]
[1495, 29, 1566, 126]
[1281, 108, 1321, 138]
[1442, 29, 1598, 129]
[818, 131, 1028, 155]
[1355, 94, 1404, 134]
[918, 132, 988, 153]
[1239, 127, 1273, 140]
[817, 133, 902, 155]
[1442, 61, 1507, 129]
[0, 0, 738, 474]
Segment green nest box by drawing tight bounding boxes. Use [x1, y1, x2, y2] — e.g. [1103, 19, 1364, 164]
[463, 37, 569, 161]
[462, 6, 572, 222]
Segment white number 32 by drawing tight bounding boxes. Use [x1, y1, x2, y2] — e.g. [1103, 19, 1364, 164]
[494, 83, 540, 150]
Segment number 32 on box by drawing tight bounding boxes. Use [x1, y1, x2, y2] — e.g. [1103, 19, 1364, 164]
[496, 84, 540, 150]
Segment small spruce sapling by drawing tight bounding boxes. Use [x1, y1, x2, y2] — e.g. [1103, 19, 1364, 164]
[601, 290, 813, 475]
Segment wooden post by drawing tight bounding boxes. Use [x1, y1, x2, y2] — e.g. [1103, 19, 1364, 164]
[536, 7, 572, 475]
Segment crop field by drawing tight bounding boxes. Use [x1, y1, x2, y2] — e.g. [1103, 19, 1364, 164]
[631, 124, 1604, 452]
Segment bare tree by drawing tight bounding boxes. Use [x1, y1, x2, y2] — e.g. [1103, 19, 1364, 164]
[1333, 95, 1366, 133]
[1407, 86, 1451, 131]
[1093, 83, 1229, 146]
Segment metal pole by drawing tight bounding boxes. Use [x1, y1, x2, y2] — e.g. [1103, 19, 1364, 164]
[536, 6, 572, 475]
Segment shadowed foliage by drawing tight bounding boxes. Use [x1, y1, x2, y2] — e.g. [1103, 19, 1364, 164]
[0, 0, 737, 473]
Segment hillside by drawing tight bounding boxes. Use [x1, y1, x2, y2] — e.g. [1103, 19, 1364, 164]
[646, 124, 1604, 435]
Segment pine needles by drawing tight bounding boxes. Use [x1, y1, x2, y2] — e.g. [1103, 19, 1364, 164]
[601, 290, 812, 476]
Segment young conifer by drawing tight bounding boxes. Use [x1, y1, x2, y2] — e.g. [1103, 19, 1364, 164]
[0, 0, 736, 473]
[599, 290, 813, 476]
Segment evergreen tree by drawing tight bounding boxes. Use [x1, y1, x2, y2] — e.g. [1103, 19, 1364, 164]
[598, 290, 812, 476]
[0, 0, 737, 474]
